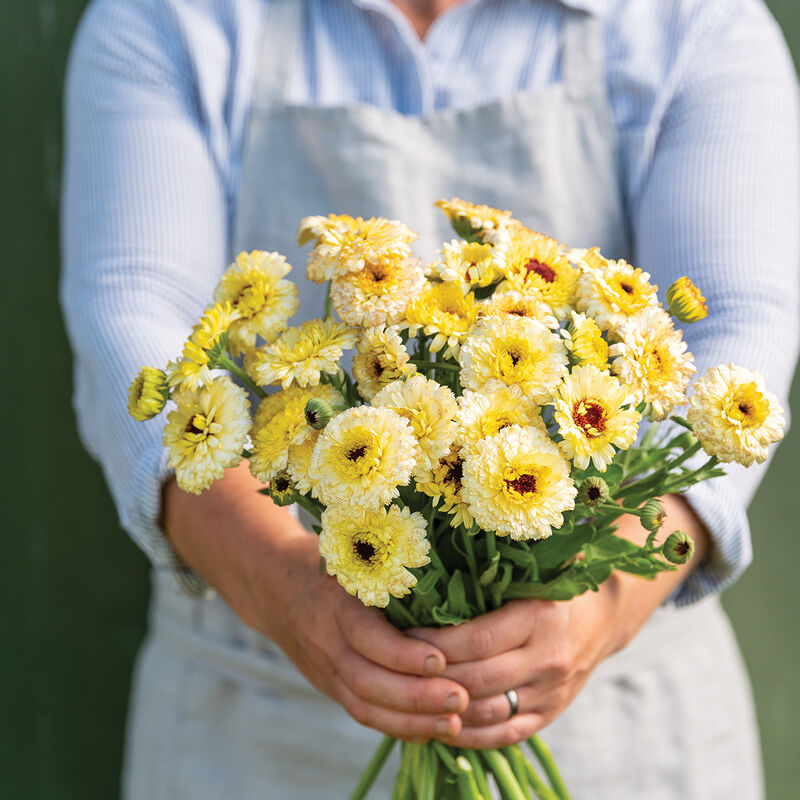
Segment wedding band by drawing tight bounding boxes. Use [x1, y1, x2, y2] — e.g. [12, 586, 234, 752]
[505, 689, 520, 718]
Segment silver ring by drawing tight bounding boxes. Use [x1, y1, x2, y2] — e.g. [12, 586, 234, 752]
[505, 689, 520, 718]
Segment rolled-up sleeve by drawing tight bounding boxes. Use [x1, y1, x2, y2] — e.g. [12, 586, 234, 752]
[629, 1, 800, 604]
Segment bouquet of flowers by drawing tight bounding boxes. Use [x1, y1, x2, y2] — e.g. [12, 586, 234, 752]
[128, 198, 785, 800]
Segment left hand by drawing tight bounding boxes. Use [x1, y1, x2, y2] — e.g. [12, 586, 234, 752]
[408, 495, 709, 748]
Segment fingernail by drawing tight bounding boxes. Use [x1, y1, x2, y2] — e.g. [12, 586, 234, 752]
[423, 655, 442, 676]
[443, 693, 462, 713]
[435, 718, 452, 737]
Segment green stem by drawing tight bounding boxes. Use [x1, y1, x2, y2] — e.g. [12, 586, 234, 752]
[502, 746, 533, 799]
[324, 280, 333, 320]
[528, 736, 571, 800]
[522, 761, 560, 800]
[349, 735, 397, 800]
[461, 529, 487, 614]
[482, 750, 529, 800]
[387, 597, 419, 629]
[217, 354, 267, 398]
[464, 750, 493, 799]
[454, 754, 486, 800]
[409, 359, 460, 372]
[292, 493, 323, 521]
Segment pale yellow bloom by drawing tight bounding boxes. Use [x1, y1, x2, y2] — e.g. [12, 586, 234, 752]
[163, 376, 251, 494]
[458, 315, 568, 403]
[352, 324, 416, 400]
[552, 365, 641, 471]
[687, 363, 784, 466]
[245, 318, 356, 389]
[666, 276, 708, 323]
[433, 239, 501, 288]
[435, 197, 514, 242]
[309, 406, 417, 508]
[462, 425, 576, 540]
[478, 289, 558, 329]
[128, 367, 169, 421]
[287, 431, 321, 495]
[403, 282, 479, 358]
[371, 374, 458, 473]
[319, 505, 429, 607]
[214, 251, 299, 355]
[415, 444, 474, 530]
[562, 311, 610, 370]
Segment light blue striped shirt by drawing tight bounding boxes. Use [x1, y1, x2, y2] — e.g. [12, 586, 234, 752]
[61, 0, 799, 604]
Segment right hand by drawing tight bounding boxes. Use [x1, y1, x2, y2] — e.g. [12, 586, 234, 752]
[163, 462, 468, 741]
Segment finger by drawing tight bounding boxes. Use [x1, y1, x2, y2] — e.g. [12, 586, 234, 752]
[337, 599, 447, 677]
[460, 684, 562, 727]
[441, 647, 536, 699]
[339, 648, 469, 716]
[331, 675, 463, 742]
[437, 712, 545, 750]
[406, 600, 536, 663]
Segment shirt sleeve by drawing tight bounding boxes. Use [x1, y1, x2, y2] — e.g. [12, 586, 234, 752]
[60, 0, 238, 592]
[627, 0, 800, 605]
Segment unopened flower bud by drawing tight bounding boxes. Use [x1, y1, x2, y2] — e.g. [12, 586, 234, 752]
[577, 476, 610, 507]
[666, 277, 708, 323]
[640, 499, 666, 532]
[128, 366, 169, 421]
[268, 471, 297, 507]
[662, 531, 695, 564]
[305, 397, 334, 430]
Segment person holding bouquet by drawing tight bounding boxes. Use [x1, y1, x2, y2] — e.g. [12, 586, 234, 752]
[61, 0, 798, 797]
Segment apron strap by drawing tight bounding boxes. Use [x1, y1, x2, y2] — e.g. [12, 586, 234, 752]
[561, 10, 606, 91]
[253, 0, 306, 105]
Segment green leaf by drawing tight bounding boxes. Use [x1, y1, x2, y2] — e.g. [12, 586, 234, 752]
[585, 534, 640, 560]
[479, 552, 501, 586]
[431, 606, 468, 626]
[446, 571, 469, 618]
[490, 563, 513, 608]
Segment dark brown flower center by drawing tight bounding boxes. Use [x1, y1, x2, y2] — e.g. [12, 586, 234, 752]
[620, 281, 634, 295]
[506, 473, 537, 495]
[572, 400, 607, 438]
[588, 485, 601, 501]
[347, 444, 367, 461]
[524, 258, 556, 283]
[444, 460, 463, 491]
[353, 538, 377, 563]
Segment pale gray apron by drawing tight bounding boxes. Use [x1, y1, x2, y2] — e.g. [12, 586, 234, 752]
[122, 2, 763, 797]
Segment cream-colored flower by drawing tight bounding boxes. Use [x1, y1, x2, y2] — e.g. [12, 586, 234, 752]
[415, 444, 474, 530]
[309, 406, 417, 508]
[371, 374, 458, 473]
[458, 315, 568, 403]
[287, 431, 321, 495]
[610, 307, 695, 420]
[298, 214, 417, 283]
[330, 255, 425, 327]
[561, 311, 610, 370]
[128, 367, 169, 421]
[478, 289, 558, 329]
[352, 324, 417, 400]
[432, 239, 501, 288]
[245, 318, 356, 389]
[435, 197, 514, 242]
[576, 248, 659, 331]
[214, 251, 299, 355]
[403, 282, 479, 358]
[456, 382, 544, 455]
[163, 376, 251, 494]
[319, 505, 429, 607]
[687, 363, 785, 466]
[552, 365, 641, 471]
[462, 425, 576, 540]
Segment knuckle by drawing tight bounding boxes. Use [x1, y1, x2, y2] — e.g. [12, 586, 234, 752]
[469, 626, 495, 658]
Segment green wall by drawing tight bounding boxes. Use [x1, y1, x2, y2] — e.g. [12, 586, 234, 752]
[2, 1, 798, 797]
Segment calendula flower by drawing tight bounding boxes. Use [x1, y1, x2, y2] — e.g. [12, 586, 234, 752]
[552, 365, 641, 471]
[456, 383, 544, 455]
[666, 277, 708, 323]
[330, 255, 425, 327]
[286, 431, 321, 495]
[433, 239, 501, 288]
[403, 282, 479, 358]
[576, 476, 610, 507]
[319, 505, 429, 607]
[500, 229, 579, 319]
[576, 248, 659, 331]
[478, 290, 558, 329]
[298, 214, 417, 283]
[662, 531, 695, 564]
[128, 367, 169, 421]
[214, 251, 299, 355]
[458, 315, 568, 403]
[640, 499, 666, 532]
[309, 406, 417, 508]
[435, 197, 513, 241]
[415, 444, 474, 529]
[163, 376, 250, 494]
[267, 471, 298, 506]
[371, 374, 458, 473]
[462, 425, 576, 540]
[352, 325, 416, 400]
[245, 318, 356, 389]
[686, 363, 785, 466]
[610, 307, 695, 419]
[562, 311, 609, 370]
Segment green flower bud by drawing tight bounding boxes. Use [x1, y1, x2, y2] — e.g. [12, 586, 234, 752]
[665, 277, 708, 323]
[268, 471, 297, 507]
[305, 397, 334, 430]
[577, 476, 610, 507]
[127, 366, 169, 421]
[640, 499, 666, 532]
[662, 531, 695, 564]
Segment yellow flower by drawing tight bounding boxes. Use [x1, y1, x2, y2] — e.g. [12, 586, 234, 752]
[128, 367, 169, 421]
[371, 374, 458, 473]
[435, 197, 513, 241]
[433, 239, 501, 288]
[610, 307, 695, 420]
[552, 365, 641, 471]
[562, 311, 610, 370]
[319, 505, 430, 607]
[298, 214, 417, 283]
[163, 376, 251, 494]
[415, 444, 474, 530]
[214, 251, 300, 355]
[478, 289, 558, 329]
[462, 425, 576, 541]
[403, 282, 479, 358]
[666, 276, 708, 323]
[352, 324, 416, 401]
[456, 382, 544, 455]
[687, 363, 785, 466]
[308, 406, 417, 508]
[500, 229, 579, 319]
[245, 318, 356, 389]
[330, 254, 425, 328]
[458, 315, 568, 403]
[576, 248, 659, 331]
[287, 431, 321, 495]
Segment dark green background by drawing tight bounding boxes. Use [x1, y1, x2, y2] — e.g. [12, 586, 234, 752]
[2, 1, 798, 797]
